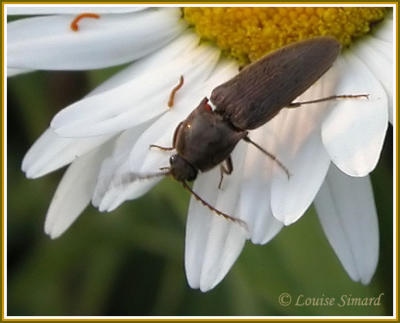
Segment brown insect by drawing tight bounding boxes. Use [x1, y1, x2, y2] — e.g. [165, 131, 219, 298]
[133, 37, 367, 225]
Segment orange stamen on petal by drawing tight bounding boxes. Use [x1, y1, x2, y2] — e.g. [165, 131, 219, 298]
[70, 13, 100, 32]
[168, 75, 184, 108]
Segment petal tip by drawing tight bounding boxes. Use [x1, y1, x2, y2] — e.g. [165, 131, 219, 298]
[48, 231, 62, 240]
[185, 278, 200, 290]
[44, 222, 62, 240]
[333, 163, 374, 178]
[199, 284, 214, 293]
[24, 169, 41, 179]
[360, 276, 372, 285]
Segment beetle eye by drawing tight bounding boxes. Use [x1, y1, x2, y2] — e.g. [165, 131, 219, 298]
[169, 155, 176, 165]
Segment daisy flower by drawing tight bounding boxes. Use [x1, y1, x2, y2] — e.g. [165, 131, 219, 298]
[7, 6, 394, 293]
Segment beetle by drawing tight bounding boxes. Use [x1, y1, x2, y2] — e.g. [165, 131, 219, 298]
[145, 36, 367, 225]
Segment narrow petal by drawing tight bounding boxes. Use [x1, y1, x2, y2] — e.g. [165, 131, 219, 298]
[51, 44, 220, 137]
[372, 15, 395, 124]
[372, 15, 393, 43]
[237, 124, 283, 244]
[321, 54, 388, 177]
[352, 35, 393, 123]
[22, 128, 112, 178]
[100, 110, 182, 211]
[89, 32, 200, 96]
[356, 34, 392, 63]
[185, 168, 219, 290]
[44, 142, 113, 239]
[91, 122, 153, 210]
[8, 8, 184, 70]
[99, 174, 159, 212]
[185, 143, 248, 292]
[7, 6, 146, 15]
[270, 67, 338, 225]
[314, 164, 379, 284]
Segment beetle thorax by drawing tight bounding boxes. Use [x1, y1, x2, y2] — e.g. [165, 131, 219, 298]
[174, 98, 247, 172]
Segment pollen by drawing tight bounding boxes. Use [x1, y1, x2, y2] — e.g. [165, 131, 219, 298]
[183, 7, 387, 64]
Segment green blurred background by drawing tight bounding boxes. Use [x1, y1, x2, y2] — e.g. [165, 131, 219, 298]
[7, 65, 393, 316]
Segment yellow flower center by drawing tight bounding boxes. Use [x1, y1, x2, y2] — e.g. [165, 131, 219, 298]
[183, 7, 387, 64]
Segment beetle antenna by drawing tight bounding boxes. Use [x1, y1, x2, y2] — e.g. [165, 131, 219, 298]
[288, 94, 369, 108]
[135, 170, 171, 180]
[243, 136, 291, 179]
[111, 169, 171, 187]
[181, 181, 248, 230]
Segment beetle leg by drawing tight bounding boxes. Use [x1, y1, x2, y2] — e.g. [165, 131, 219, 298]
[168, 75, 184, 108]
[218, 156, 233, 189]
[243, 136, 291, 179]
[181, 181, 248, 230]
[149, 120, 183, 152]
[149, 144, 174, 151]
[288, 94, 369, 108]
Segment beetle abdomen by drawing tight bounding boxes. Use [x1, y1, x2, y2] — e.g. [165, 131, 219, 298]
[211, 37, 341, 130]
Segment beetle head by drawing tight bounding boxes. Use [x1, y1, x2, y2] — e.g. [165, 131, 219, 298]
[169, 154, 198, 182]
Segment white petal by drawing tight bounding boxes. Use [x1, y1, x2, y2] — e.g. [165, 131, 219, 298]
[352, 35, 393, 123]
[23, 34, 201, 179]
[99, 172, 159, 212]
[314, 164, 379, 284]
[89, 32, 200, 96]
[185, 143, 248, 292]
[321, 54, 388, 177]
[91, 122, 153, 210]
[372, 15, 393, 43]
[22, 128, 112, 178]
[271, 126, 330, 225]
[44, 142, 113, 239]
[7, 6, 146, 15]
[21, 34, 194, 177]
[20, 24, 187, 178]
[185, 168, 219, 290]
[355, 34, 392, 63]
[8, 8, 184, 70]
[270, 67, 338, 225]
[237, 124, 283, 244]
[51, 44, 220, 137]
